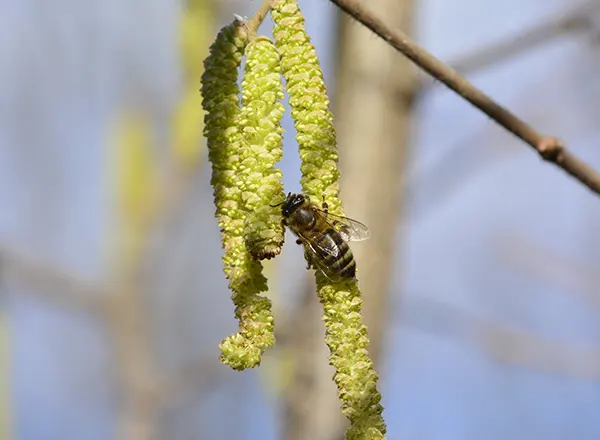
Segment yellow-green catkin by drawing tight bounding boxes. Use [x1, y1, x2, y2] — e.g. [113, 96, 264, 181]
[238, 36, 286, 260]
[271, 1, 386, 438]
[271, 0, 341, 215]
[200, 18, 275, 371]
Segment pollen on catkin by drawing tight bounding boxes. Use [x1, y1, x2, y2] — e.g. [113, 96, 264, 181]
[271, 0, 387, 437]
[270, 0, 341, 216]
[238, 36, 286, 260]
[319, 280, 386, 439]
[200, 17, 275, 371]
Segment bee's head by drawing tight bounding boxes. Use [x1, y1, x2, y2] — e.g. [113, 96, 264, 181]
[279, 192, 306, 217]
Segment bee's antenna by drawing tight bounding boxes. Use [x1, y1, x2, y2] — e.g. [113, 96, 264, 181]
[270, 192, 290, 208]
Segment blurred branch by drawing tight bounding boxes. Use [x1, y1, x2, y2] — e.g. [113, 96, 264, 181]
[493, 233, 600, 308]
[109, 158, 208, 440]
[405, 126, 517, 223]
[107, 0, 220, 433]
[0, 244, 104, 312]
[0, 243, 160, 440]
[0, 237, 226, 420]
[329, 0, 600, 198]
[404, 295, 600, 380]
[280, 277, 343, 440]
[0, 315, 12, 439]
[445, 1, 599, 76]
[334, 0, 415, 366]
[156, 356, 225, 410]
[142, 166, 201, 280]
[105, 281, 161, 440]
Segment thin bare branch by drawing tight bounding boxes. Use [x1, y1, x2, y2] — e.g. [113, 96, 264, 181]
[405, 296, 600, 381]
[447, 1, 599, 75]
[0, 244, 105, 312]
[405, 126, 518, 222]
[493, 233, 600, 309]
[245, 0, 274, 39]
[329, 0, 600, 198]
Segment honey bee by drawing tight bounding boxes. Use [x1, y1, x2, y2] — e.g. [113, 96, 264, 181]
[273, 193, 370, 281]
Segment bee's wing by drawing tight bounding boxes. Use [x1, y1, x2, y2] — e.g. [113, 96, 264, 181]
[294, 229, 343, 282]
[295, 227, 340, 259]
[302, 239, 343, 282]
[317, 209, 371, 242]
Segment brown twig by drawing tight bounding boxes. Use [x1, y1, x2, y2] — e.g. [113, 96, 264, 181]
[330, 0, 600, 197]
[245, 0, 274, 39]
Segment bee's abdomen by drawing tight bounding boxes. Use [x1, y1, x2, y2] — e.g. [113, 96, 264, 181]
[318, 228, 356, 279]
[339, 255, 356, 278]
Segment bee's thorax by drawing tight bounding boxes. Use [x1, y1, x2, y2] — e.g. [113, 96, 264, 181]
[292, 207, 315, 229]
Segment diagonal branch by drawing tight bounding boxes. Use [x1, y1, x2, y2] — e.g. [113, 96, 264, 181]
[329, 0, 600, 198]
[246, 0, 275, 38]
[493, 232, 600, 309]
[405, 296, 600, 381]
[446, 0, 599, 76]
[0, 244, 105, 312]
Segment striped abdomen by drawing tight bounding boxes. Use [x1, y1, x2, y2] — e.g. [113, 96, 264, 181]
[314, 228, 356, 279]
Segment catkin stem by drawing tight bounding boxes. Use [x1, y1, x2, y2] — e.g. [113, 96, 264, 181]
[247, 0, 275, 39]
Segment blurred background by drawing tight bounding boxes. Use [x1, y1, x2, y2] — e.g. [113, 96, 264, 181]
[1, 0, 600, 439]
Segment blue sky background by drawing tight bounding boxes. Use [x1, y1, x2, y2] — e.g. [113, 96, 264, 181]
[2, 0, 600, 439]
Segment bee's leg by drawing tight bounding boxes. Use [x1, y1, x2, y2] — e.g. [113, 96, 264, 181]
[321, 195, 328, 213]
[296, 239, 302, 245]
[303, 249, 314, 270]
